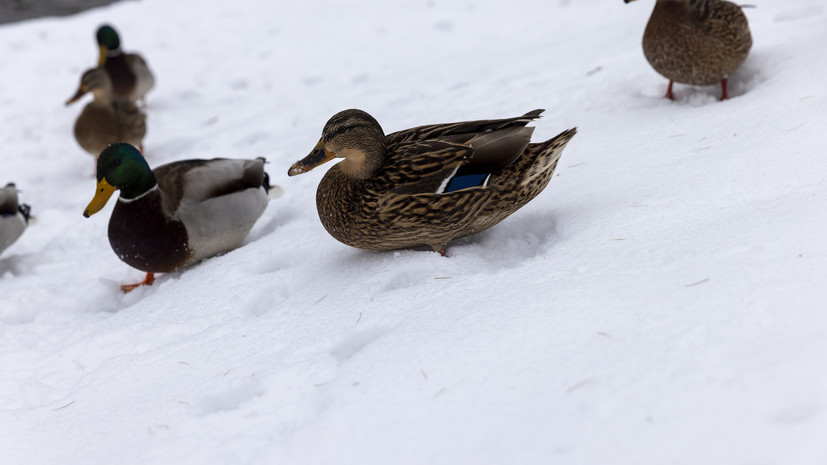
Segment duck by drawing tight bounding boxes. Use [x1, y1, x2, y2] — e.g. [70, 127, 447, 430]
[66, 67, 147, 162]
[0, 183, 32, 255]
[288, 109, 576, 255]
[94, 24, 155, 106]
[624, 0, 752, 100]
[83, 143, 272, 292]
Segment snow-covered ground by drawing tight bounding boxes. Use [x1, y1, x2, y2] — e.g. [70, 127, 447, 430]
[2, 0, 826, 463]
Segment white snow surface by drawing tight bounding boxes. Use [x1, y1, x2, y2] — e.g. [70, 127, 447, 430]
[2, 0, 827, 464]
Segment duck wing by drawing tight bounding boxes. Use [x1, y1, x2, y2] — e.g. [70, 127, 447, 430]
[387, 109, 540, 179]
[154, 158, 267, 215]
[385, 109, 543, 145]
[374, 141, 493, 227]
[112, 100, 146, 144]
[125, 53, 155, 99]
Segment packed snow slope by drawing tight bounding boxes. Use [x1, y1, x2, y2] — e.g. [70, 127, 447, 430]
[2, 0, 826, 464]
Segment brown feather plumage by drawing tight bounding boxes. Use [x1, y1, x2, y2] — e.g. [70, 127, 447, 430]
[627, 0, 752, 96]
[292, 109, 577, 253]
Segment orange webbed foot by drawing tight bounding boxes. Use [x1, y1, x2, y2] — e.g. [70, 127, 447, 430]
[121, 272, 155, 293]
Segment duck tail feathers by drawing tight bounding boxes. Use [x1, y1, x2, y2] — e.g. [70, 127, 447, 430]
[520, 127, 577, 186]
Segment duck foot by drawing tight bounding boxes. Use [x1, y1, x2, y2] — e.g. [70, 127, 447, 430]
[664, 80, 675, 100]
[121, 272, 155, 293]
[720, 78, 729, 100]
[431, 245, 447, 256]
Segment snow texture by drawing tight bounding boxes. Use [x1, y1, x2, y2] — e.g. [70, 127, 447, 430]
[1, 0, 826, 464]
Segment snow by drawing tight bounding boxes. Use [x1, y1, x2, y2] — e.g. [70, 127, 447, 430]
[2, 0, 827, 463]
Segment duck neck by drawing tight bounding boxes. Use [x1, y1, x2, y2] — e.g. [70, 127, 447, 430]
[119, 170, 157, 200]
[90, 87, 114, 106]
[339, 144, 386, 180]
[106, 46, 124, 58]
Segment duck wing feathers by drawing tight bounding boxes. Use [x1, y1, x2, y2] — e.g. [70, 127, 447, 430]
[385, 109, 543, 145]
[374, 141, 491, 228]
[154, 158, 267, 214]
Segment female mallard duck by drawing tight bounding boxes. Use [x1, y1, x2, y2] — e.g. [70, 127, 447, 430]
[0, 183, 32, 255]
[625, 0, 752, 100]
[83, 143, 271, 292]
[66, 67, 147, 162]
[288, 109, 576, 255]
[94, 24, 155, 105]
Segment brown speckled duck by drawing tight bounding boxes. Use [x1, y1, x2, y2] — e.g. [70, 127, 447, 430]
[66, 67, 147, 161]
[288, 109, 576, 255]
[83, 143, 271, 292]
[625, 0, 752, 100]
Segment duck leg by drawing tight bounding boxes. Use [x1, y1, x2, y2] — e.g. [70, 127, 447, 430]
[664, 80, 675, 100]
[121, 272, 155, 293]
[720, 78, 730, 100]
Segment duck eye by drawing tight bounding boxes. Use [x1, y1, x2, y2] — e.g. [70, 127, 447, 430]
[337, 126, 347, 134]
[113, 159, 121, 167]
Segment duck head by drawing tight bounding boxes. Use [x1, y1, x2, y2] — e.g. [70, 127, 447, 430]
[96, 24, 122, 65]
[66, 67, 113, 105]
[289, 109, 387, 180]
[83, 143, 155, 217]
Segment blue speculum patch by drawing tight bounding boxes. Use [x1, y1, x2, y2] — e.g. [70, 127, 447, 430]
[443, 173, 489, 193]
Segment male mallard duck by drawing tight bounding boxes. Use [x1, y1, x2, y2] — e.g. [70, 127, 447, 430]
[288, 109, 576, 255]
[94, 24, 155, 105]
[0, 183, 32, 255]
[625, 0, 752, 100]
[66, 67, 147, 161]
[83, 143, 271, 292]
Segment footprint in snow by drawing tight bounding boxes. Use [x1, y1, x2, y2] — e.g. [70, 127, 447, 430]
[195, 378, 264, 417]
[329, 326, 389, 363]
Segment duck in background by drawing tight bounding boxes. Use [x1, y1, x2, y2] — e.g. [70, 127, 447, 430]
[95, 24, 155, 107]
[624, 0, 752, 100]
[289, 109, 576, 255]
[83, 143, 274, 292]
[66, 68, 146, 165]
[0, 183, 32, 255]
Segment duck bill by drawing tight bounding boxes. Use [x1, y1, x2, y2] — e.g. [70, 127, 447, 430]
[83, 178, 117, 218]
[65, 85, 88, 106]
[288, 140, 335, 176]
[98, 44, 108, 66]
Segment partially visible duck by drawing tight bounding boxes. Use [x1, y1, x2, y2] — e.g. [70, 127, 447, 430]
[66, 68, 147, 161]
[625, 0, 752, 100]
[0, 183, 32, 255]
[94, 24, 155, 105]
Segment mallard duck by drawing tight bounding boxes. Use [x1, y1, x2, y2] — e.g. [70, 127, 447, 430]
[625, 0, 752, 100]
[288, 109, 576, 255]
[83, 143, 271, 292]
[0, 183, 32, 255]
[66, 67, 147, 161]
[94, 24, 155, 105]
